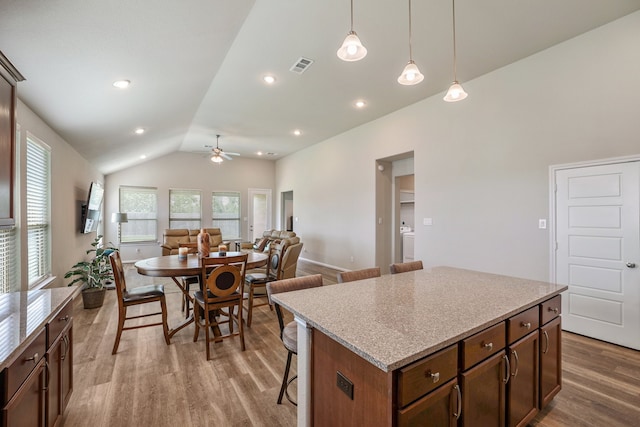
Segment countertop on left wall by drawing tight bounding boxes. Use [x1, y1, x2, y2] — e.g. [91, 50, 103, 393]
[0, 286, 79, 371]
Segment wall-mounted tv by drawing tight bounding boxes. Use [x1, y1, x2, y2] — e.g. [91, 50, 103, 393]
[80, 181, 104, 234]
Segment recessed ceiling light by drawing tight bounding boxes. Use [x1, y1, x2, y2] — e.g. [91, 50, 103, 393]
[293, 129, 302, 136]
[140, 155, 146, 159]
[263, 75, 276, 84]
[134, 128, 145, 135]
[355, 100, 366, 108]
[113, 80, 131, 89]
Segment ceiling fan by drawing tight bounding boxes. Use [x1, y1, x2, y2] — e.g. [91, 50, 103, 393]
[208, 134, 240, 163]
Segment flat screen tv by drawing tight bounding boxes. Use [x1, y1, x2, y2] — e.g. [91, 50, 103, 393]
[80, 181, 104, 233]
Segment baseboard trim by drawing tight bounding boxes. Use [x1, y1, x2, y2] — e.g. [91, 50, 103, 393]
[299, 257, 348, 272]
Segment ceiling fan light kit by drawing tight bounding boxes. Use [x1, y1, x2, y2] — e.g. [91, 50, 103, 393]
[209, 134, 240, 164]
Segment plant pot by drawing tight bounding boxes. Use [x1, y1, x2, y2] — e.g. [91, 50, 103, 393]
[82, 287, 106, 309]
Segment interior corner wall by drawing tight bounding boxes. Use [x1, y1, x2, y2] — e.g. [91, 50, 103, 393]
[275, 11, 640, 280]
[16, 100, 104, 290]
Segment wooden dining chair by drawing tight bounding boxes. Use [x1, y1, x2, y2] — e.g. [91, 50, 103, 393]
[266, 274, 323, 405]
[244, 243, 283, 327]
[389, 260, 424, 274]
[193, 253, 248, 360]
[336, 266, 381, 283]
[109, 251, 170, 354]
[178, 242, 199, 318]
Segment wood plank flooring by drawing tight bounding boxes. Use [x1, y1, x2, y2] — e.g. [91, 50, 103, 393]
[63, 260, 640, 426]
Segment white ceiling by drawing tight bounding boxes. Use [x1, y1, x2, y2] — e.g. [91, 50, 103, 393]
[1, 0, 639, 174]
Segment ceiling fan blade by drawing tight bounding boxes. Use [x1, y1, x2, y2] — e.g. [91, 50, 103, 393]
[221, 153, 233, 160]
[226, 152, 240, 156]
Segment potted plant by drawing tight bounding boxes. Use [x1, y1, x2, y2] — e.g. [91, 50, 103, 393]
[65, 235, 118, 309]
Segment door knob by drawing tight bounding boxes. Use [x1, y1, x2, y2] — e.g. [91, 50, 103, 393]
[626, 262, 636, 268]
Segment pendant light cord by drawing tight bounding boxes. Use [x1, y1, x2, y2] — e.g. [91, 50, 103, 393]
[408, 0, 414, 60]
[452, 0, 458, 81]
[350, 0, 354, 31]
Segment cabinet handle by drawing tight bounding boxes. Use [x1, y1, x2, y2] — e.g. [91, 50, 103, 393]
[425, 370, 440, 384]
[543, 330, 550, 354]
[511, 349, 519, 377]
[452, 384, 462, 420]
[548, 307, 559, 314]
[25, 352, 39, 363]
[59, 314, 70, 322]
[483, 342, 493, 351]
[502, 354, 510, 384]
[62, 334, 69, 361]
[521, 321, 532, 330]
[44, 360, 50, 392]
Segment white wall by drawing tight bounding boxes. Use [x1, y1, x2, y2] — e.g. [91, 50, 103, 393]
[276, 11, 640, 281]
[104, 151, 276, 261]
[16, 100, 104, 290]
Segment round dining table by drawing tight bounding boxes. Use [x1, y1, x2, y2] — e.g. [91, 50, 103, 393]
[134, 251, 268, 339]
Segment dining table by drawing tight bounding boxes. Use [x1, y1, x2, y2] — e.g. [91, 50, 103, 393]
[134, 250, 268, 339]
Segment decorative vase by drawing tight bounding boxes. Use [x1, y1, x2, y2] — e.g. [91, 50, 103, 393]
[82, 287, 106, 309]
[197, 229, 210, 258]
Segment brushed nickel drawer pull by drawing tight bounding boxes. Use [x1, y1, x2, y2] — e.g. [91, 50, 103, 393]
[521, 321, 531, 330]
[548, 307, 559, 314]
[25, 352, 39, 363]
[543, 330, 550, 354]
[59, 314, 70, 322]
[483, 342, 493, 351]
[452, 384, 462, 420]
[502, 354, 511, 384]
[511, 349, 520, 377]
[425, 371, 440, 383]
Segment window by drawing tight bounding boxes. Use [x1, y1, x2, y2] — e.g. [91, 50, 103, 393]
[119, 186, 157, 243]
[212, 192, 240, 240]
[26, 136, 51, 288]
[169, 189, 201, 229]
[0, 227, 17, 294]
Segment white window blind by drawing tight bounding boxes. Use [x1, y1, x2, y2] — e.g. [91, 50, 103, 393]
[212, 191, 241, 240]
[26, 137, 51, 288]
[0, 227, 17, 294]
[169, 189, 201, 229]
[120, 186, 158, 243]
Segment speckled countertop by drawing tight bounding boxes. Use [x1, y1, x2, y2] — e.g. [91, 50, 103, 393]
[272, 266, 567, 372]
[0, 286, 79, 371]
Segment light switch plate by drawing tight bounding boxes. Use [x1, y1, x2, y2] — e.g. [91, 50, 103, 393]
[539, 219, 547, 229]
[423, 218, 433, 226]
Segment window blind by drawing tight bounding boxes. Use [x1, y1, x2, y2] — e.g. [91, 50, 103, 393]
[212, 191, 241, 240]
[26, 137, 51, 288]
[120, 186, 158, 243]
[0, 227, 17, 294]
[169, 189, 201, 229]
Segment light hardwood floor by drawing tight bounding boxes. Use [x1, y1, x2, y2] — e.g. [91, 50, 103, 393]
[63, 260, 640, 426]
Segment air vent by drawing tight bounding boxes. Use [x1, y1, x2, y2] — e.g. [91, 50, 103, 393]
[289, 57, 314, 74]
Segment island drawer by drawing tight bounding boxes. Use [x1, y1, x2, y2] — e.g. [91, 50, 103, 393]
[540, 295, 561, 325]
[461, 322, 505, 370]
[397, 344, 458, 407]
[1, 328, 46, 405]
[507, 305, 539, 344]
[47, 299, 73, 347]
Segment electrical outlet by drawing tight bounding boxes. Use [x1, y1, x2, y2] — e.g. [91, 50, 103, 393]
[538, 219, 547, 229]
[336, 371, 354, 400]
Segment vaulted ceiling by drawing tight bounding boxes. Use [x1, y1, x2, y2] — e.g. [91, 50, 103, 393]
[1, 0, 638, 174]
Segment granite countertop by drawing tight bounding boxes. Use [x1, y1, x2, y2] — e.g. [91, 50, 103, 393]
[0, 286, 79, 371]
[272, 266, 567, 372]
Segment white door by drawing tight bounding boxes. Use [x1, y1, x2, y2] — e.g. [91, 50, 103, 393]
[555, 161, 640, 350]
[247, 188, 271, 243]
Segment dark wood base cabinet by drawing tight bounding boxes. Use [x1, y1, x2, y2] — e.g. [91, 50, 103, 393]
[310, 295, 562, 427]
[1, 298, 73, 427]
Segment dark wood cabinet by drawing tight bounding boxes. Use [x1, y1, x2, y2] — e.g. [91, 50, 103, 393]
[397, 379, 460, 427]
[539, 314, 562, 408]
[460, 350, 507, 427]
[507, 331, 539, 427]
[0, 53, 24, 228]
[2, 358, 46, 427]
[46, 322, 73, 427]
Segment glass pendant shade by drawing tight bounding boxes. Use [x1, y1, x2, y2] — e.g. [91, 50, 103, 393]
[211, 155, 223, 163]
[397, 60, 424, 85]
[337, 31, 367, 61]
[443, 81, 468, 102]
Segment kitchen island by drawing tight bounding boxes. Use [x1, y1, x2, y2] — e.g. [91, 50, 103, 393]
[271, 266, 567, 427]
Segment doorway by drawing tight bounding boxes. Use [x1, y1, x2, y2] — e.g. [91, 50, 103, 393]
[247, 188, 271, 243]
[282, 191, 294, 231]
[553, 159, 640, 350]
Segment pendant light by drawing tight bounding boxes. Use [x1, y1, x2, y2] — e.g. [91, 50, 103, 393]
[443, 0, 468, 102]
[337, 0, 367, 62]
[397, 0, 424, 85]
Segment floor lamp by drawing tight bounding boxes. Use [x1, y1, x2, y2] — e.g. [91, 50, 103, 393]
[108, 212, 128, 290]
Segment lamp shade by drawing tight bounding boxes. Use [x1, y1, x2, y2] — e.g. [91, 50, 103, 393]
[111, 212, 128, 223]
[337, 31, 367, 61]
[397, 60, 424, 85]
[211, 154, 224, 163]
[443, 81, 468, 102]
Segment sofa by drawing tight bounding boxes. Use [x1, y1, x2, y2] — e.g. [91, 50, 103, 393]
[249, 229, 300, 253]
[161, 228, 226, 256]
